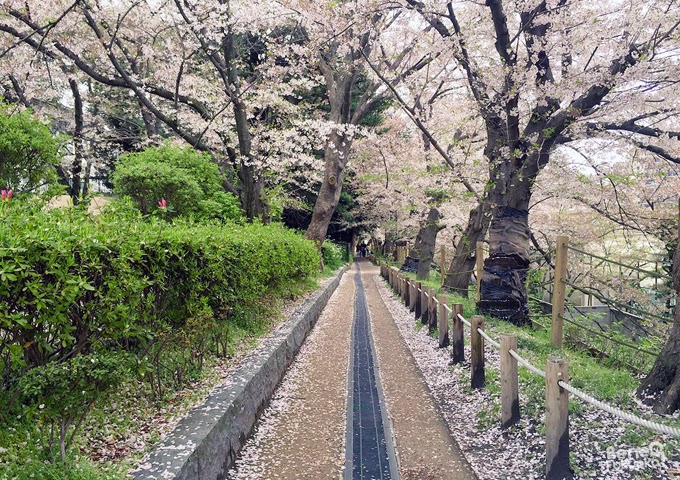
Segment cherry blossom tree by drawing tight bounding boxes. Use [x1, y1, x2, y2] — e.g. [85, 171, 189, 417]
[0, 0, 328, 220]
[374, 0, 680, 322]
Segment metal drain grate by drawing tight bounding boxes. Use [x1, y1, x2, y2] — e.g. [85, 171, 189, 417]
[345, 264, 399, 480]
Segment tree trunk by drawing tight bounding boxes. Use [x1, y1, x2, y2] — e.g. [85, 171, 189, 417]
[68, 78, 84, 205]
[443, 202, 492, 297]
[637, 201, 680, 414]
[416, 207, 442, 280]
[401, 206, 442, 280]
[305, 131, 352, 249]
[225, 29, 269, 223]
[478, 205, 532, 324]
[238, 162, 268, 222]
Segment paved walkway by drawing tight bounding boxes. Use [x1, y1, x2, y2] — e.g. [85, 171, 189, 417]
[227, 260, 477, 480]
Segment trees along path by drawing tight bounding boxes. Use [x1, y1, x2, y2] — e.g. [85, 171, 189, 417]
[226, 259, 476, 480]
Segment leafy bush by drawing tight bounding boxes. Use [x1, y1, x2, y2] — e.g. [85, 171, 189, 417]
[0, 200, 318, 405]
[19, 352, 130, 461]
[111, 144, 242, 221]
[322, 241, 346, 270]
[0, 103, 64, 193]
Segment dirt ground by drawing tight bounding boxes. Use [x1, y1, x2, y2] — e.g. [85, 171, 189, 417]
[227, 271, 355, 480]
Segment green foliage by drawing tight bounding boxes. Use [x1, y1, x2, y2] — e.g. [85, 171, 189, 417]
[19, 352, 130, 461]
[322, 241, 346, 271]
[0, 198, 318, 382]
[0, 197, 319, 466]
[112, 144, 242, 221]
[0, 103, 64, 192]
[0, 455, 123, 480]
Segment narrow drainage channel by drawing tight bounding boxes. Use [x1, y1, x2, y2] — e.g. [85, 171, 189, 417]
[345, 262, 400, 480]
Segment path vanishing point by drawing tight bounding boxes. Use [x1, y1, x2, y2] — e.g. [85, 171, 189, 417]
[226, 259, 477, 480]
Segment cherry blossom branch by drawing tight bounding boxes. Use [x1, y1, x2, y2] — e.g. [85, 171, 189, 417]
[0, 13, 212, 120]
[360, 48, 481, 201]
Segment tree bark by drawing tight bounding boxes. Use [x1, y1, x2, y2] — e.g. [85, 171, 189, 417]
[68, 78, 84, 204]
[478, 205, 532, 324]
[401, 206, 443, 277]
[238, 162, 268, 222]
[637, 201, 680, 414]
[416, 208, 442, 280]
[443, 202, 492, 297]
[305, 131, 351, 249]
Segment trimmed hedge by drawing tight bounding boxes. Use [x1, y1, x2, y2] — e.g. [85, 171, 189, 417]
[0, 200, 319, 373]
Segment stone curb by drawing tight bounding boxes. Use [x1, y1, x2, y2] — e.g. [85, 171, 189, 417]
[133, 265, 349, 480]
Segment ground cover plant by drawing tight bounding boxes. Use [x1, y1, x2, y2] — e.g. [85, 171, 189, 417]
[0, 196, 320, 478]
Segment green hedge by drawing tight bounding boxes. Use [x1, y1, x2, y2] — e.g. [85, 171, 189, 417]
[0, 200, 318, 374]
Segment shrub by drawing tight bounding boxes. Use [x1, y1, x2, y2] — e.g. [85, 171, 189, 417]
[0, 103, 64, 193]
[0, 200, 318, 393]
[111, 144, 242, 221]
[18, 352, 130, 461]
[322, 241, 346, 271]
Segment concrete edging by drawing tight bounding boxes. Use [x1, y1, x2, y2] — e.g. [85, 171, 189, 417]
[133, 265, 349, 480]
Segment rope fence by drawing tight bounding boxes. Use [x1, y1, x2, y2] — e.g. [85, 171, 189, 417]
[562, 280, 671, 322]
[567, 245, 671, 280]
[557, 381, 680, 437]
[560, 314, 660, 357]
[374, 257, 680, 479]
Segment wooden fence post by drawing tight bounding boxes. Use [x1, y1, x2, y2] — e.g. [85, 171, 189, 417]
[404, 278, 410, 306]
[471, 315, 485, 389]
[409, 281, 416, 312]
[500, 334, 520, 429]
[438, 295, 449, 347]
[551, 236, 569, 348]
[428, 288, 437, 333]
[546, 357, 570, 480]
[476, 242, 484, 303]
[421, 287, 429, 326]
[415, 282, 422, 320]
[441, 247, 447, 287]
[401, 275, 407, 303]
[451, 304, 465, 364]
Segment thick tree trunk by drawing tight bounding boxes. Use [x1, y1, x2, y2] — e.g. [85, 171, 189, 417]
[478, 205, 532, 324]
[401, 206, 443, 277]
[443, 202, 492, 297]
[637, 202, 680, 414]
[416, 207, 443, 280]
[305, 131, 351, 248]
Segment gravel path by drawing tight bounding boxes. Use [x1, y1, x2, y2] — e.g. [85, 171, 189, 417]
[226, 268, 355, 479]
[362, 262, 477, 480]
[227, 260, 476, 479]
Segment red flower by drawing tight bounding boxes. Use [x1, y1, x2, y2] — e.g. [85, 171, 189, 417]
[1, 189, 12, 203]
[158, 198, 167, 209]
